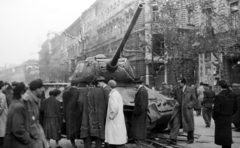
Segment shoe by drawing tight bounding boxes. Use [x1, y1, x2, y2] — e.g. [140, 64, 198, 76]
[56, 146, 62, 148]
[187, 140, 194, 144]
[166, 139, 177, 145]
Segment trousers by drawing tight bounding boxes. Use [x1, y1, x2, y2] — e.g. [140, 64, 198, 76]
[170, 112, 194, 141]
[202, 107, 212, 126]
[84, 136, 102, 148]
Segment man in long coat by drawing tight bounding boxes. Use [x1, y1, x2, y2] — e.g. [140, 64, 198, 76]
[130, 78, 148, 144]
[4, 82, 31, 148]
[105, 80, 127, 148]
[96, 76, 112, 148]
[96, 76, 112, 106]
[22, 80, 48, 148]
[41, 89, 62, 148]
[232, 83, 240, 131]
[79, 87, 108, 148]
[62, 87, 82, 148]
[167, 78, 197, 145]
[213, 80, 235, 148]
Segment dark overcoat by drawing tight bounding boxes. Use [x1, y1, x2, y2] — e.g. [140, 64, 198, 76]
[39, 91, 46, 126]
[41, 96, 62, 140]
[79, 87, 107, 140]
[130, 86, 149, 140]
[202, 89, 215, 110]
[22, 90, 48, 148]
[169, 86, 197, 132]
[232, 90, 240, 124]
[102, 85, 112, 105]
[4, 99, 31, 148]
[62, 87, 82, 140]
[213, 90, 235, 146]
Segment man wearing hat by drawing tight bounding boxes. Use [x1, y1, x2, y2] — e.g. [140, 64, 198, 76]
[0, 80, 8, 148]
[96, 76, 112, 104]
[22, 79, 48, 148]
[79, 76, 108, 148]
[105, 80, 127, 148]
[41, 89, 62, 148]
[232, 83, 240, 131]
[11, 81, 19, 89]
[130, 78, 149, 145]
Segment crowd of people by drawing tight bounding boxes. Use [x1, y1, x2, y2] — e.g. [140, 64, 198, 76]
[0, 77, 239, 148]
[159, 79, 240, 148]
[0, 77, 149, 148]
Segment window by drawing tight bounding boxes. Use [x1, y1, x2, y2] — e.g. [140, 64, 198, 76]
[152, 3, 159, 22]
[230, 1, 239, 29]
[187, 6, 194, 26]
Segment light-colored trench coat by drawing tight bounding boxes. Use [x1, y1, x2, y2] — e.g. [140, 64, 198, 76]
[0, 91, 8, 137]
[105, 89, 127, 145]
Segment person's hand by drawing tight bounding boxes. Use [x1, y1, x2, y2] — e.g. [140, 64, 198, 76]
[175, 102, 179, 107]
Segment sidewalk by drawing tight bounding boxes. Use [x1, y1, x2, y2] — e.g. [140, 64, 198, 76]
[176, 113, 240, 148]
[53, 113, 240, 148]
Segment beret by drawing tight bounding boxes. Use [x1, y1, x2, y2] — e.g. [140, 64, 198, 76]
[49, 89, 61, 97]
[29, 80, 43, 90]
[13, 82, 26, 95]
[108, 80, 117, 88]
[12, 81, 19, 86]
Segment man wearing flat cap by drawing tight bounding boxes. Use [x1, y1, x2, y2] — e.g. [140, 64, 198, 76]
[11, 81, 19, 89]
[41, 89, 62, 148]
[22, 80, 48, 148]
[96, 76, 112, 104]
[130, 78, 149, 145]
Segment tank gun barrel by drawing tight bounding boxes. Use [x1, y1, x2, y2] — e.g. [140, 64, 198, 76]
[107, 3, 144, 72]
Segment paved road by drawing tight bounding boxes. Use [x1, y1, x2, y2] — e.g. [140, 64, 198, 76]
[50, 113, 240, 148]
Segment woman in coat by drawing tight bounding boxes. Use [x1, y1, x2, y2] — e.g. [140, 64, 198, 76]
[4, 82, 31, 148]
[213, 80, 235, 148]
[0, 81, 8, 148]
[41, 89, 62, 148]
[105, 80, 127, 148]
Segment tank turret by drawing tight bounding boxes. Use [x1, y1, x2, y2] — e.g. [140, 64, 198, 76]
[71, 3, 144, 86]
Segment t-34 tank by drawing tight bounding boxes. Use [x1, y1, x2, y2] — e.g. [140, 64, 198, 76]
[69, 3, 174, 133]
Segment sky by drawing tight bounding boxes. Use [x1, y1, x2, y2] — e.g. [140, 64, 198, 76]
[0, 0, 95, 67]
